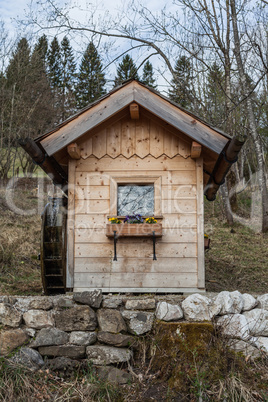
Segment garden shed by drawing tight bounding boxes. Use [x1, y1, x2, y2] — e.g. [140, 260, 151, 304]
[21, 80, 243, 294]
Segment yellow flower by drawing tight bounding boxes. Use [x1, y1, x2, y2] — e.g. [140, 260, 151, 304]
[146, 217, 157, 223]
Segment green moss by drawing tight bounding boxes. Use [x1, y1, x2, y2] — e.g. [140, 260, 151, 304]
[152, 321, 215, 394]
[147, 321, 268, 399]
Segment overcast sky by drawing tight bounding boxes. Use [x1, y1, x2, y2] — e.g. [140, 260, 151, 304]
[0, 0, 173, 91]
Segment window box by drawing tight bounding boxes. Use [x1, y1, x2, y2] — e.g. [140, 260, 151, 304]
[106, 223, 162, 237]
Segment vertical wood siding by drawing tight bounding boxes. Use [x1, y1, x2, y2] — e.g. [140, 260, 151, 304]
[70, 116, 204, 292]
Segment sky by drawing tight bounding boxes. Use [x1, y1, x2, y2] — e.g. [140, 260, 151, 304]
[0, 0, 173, 92]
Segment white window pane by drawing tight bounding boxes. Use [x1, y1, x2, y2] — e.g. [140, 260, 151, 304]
[117, 185, 154, 216]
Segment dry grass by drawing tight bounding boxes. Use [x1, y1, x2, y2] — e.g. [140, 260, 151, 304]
[0, 358, 124, 401]
[204, 198, 268, 294]
[0, 179, 43, 295]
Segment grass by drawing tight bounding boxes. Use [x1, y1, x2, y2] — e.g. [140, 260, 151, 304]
[0, 358, 124, 401]
[204, 197, 268, 294]
[0, 178, 44, 295]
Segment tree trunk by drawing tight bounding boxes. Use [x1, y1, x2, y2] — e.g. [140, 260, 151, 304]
[220, 181, 234, 225]
[230, 0, 268, 232]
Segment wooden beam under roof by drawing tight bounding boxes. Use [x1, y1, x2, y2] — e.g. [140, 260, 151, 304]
[130, 102, 139, 119]
[67, 143, 81, 159]
[191, 141, 202, 159]
[19, 138, 68, 189]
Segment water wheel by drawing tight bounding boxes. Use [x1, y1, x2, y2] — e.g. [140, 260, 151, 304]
[41, 197, 67, 295]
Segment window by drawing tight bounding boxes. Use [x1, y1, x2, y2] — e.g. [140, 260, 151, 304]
[117, 184, 154, 216]
[109, 176, 162, 217]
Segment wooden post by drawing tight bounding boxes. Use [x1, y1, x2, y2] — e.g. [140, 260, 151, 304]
[66, 159, 75, 289]
[196, 157, 205, 289]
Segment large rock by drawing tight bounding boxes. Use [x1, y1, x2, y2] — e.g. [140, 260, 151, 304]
[215, 291, 244, 315]
[122, 310, 154, 335]
[9, 347, 44, 370]
[181, 294, 220, 321]
[23, 310, 54, 329]
[0, 329, 28, 356]
[0, 296, 16, 305]
[97, 309, 127, 333]
[257, 294, 268, 310]
[227, 339, 262, 359]
[69, 331, 97, 346]
[156, 301, 183, 321]
[30, 327, 69, 348]
[38, 345, 86, 359]
[14, 297, 32, 312]
[241, 294, 258, 312]
[55, 306, 97, 331]
[73, 290, 102, 308]
[28, 297, 53, 310]
[0, 303, 22, 327]
[54, 296, 75, 309]
[125, 299, 156, 310]
[97, 331, 135, 347]
[86, 345, 132, 365]
[243, 309, 268, 336]
[24, 328, 36, 338]
[256, 337, 268, 353]
[44, 357, 81, 377]
[102, 298, 123, 309]
[216, 314, 250, 341]
[96, 366, 132, 384]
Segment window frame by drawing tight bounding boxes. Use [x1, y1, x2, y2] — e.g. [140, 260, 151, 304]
[109, 176, 162, 217]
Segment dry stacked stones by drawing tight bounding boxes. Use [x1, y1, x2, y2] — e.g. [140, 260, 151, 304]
[0, 290, 268, 378]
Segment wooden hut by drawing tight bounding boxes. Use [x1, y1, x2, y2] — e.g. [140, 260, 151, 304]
[21, 80, 243, 294]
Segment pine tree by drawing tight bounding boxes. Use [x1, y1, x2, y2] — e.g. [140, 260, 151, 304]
[4, 38, 55, 176]
[206, 62, 225, 127]
[76, 42, 106, 109]
[47, 36, 63, 121]
[168, 56, 193, 109]
[114, 54, 139, 87]
[141, 60, 157, 89]
[30, 37, 55, 132]
[33, 34, 48, 69]
[60, 36, 76, 119]
[47, 36, 62, 90]
[6, 38, 31, 91]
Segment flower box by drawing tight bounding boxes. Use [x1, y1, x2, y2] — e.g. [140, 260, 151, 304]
[106, 223, 162, 237]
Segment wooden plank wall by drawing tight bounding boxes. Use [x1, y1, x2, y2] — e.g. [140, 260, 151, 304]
[79, 117, 191, 160]
[71, 117, 204, 292]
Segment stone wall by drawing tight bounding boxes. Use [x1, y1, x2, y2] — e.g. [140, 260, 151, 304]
[0, 291, 268, 379]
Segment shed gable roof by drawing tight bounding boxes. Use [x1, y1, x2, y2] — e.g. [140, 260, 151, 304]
[37, 80, 230, 157]
[19, 79, 243, 201]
